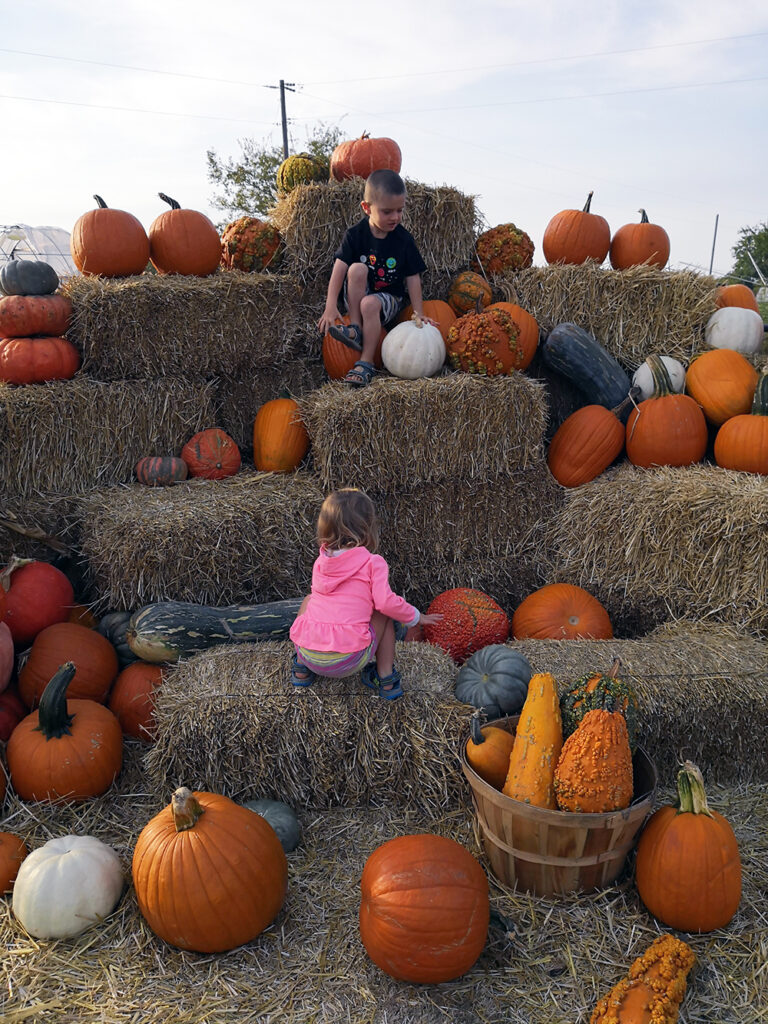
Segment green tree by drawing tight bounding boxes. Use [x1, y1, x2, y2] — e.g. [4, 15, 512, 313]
[207, 123, 343, 226]
[729, 220, 768, 286]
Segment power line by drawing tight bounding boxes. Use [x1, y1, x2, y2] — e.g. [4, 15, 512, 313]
[0, 92, 280, 126]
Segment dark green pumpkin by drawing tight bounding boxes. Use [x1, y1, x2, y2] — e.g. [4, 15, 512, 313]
[559, 657, 640, 751]
[276, 152, 328, 193]
[243, 798, 300, 852]
[542, 323, 632, 418]
[454, 644, 532, 718]
[0, 248, 59, 297]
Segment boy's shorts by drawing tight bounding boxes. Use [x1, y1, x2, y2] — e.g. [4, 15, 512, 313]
[295, 625, 378, 678]
[342, 280, 404, 326]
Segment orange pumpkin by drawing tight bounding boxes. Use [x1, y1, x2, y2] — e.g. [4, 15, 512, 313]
[67, 604, 99, 629]
[0, 832, 28, 893]
[182, 428, 241, 480]
[0, 294, 73, 339]
[220, 217, 282, 272]
[132, 787, 288, 953]
[253, 398, 309, 472]
[108, 662, 164, 740]
[398, 299, 456, 343]
[70, 195, 150, 277]
[148, 193, 221, 276]
[547, 397, 632, 488]
[135, 455, 189, 486]
[446, 306, 524, 375]
[684, 348, 758, 426]
[423, 587, 509, 663]
[713, 365, 768, 475]
[0, 336, 80, 384]
[512, 584, 613, 640]
[359, 833, 489, 983]
[609, 209, 670, 270]
[626, 354, 708, 468]
[18, 621, 119, 707]
[465, 715, 517, 790]
[321, 315, 385, 379]
[447, 271, 492, 315]
[329, 133, 401, 181]
[542, 191, 611, 266]
[715, 283, 760, 312]
[0, 557, 74, 648]
[485, 302, 539, 369]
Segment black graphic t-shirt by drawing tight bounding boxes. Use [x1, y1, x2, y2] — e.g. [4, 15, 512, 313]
[334, 218, 427, 300]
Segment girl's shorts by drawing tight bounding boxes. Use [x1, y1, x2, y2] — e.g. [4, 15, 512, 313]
[295, 626, 378, 679]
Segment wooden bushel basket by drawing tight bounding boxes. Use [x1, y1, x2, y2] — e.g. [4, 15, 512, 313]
[460, 715, 657, 896]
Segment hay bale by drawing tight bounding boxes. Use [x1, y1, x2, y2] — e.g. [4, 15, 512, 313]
[63, 272, 319, 380]
[545, 463, 768, 637]
[0, 378, 217, 497]
[270, 178, 479, 297]
[299, 373, 548, 491]
[78, 471, 325, 611]
[0, 491, 82, 563]
[508, 621, 768, 784]
[145, 640, 467, 812]
[496, 263, 718, 370]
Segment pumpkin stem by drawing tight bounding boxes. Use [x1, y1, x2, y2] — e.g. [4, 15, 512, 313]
[470, 711, 486, 746]
[34, 662, 77, 739]
[410, 312, 425, 328]
[582, 191, 595, 213]
[158, 193, 181, 211]
[645, 353, 675, 399]
[93, 195, 108, 209]
[676, 761, 714, 818]
[607, 656, 622, 679]
[638, 209, 650, 223]
[0, 554, 34, 593]
[611, 387, 641, 420]
[171, 787, 206, 832]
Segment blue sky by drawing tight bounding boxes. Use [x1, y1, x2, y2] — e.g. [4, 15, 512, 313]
[2, 0, 767, 278]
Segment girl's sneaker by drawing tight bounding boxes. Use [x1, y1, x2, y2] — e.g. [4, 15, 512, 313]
[361, 662, 403, 700]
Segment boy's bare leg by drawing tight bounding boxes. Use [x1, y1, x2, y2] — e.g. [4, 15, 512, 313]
[345, 262, 368, 334]
[359, 295, 382, 365]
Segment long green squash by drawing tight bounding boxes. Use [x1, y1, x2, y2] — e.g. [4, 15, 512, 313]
[127, 599, 302, 663]
[541, 323, 632, 417]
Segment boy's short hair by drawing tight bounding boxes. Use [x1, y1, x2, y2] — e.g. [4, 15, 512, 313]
[364, 169, 406, 204]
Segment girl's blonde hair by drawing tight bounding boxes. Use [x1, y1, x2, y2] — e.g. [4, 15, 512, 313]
[317, 488, 379, 552]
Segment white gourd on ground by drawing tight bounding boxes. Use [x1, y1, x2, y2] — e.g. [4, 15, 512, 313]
[381, 315, 446, 379]
[12, 835, 124, 938]
[704, 307, 764, 355]
[632, 355, 686, 399]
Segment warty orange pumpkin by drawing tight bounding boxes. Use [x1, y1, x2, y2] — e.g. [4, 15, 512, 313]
[554, 709, 634, 813]
[589, 934, 696, 1024]
[423, 587, 509, 663]
[446, 305, 524, 375]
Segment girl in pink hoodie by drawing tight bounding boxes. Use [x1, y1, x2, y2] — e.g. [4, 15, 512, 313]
[289, 488, 442, 700]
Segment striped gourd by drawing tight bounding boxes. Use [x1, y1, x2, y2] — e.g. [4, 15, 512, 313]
[448, 271, 492, 315]
[135, 456, 188, 486]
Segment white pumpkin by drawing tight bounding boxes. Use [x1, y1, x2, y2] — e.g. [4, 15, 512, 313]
[381, 314, 446, 379]
[632, 354, 686, 399]
[705, 306, 764, 355]
[12, 835, 124, 939]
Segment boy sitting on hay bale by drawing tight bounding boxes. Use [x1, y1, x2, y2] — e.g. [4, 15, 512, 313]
[317, 169, 435, 388]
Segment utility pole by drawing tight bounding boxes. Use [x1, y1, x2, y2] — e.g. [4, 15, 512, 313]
[709, 213, 719, 276]
[278, 80, 296, 159]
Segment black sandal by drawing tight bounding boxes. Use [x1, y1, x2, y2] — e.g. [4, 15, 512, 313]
[291, 656, 316, 688]
[329, 322, 363, 351]
[344, 360, 376, 388]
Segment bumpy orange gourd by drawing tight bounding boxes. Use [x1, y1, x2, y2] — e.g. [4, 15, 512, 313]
[554, 709, 633, 813]
[502, 672, 563, 808]
[713, 365, 768, 475]
[485, 302, 539, 369]
[589, 934, 696, 1024]
[512, 583, 613, 640]
[446, 306, 524, 375]
[626, 354, 708, 468]
[472, 223, 535, 274]
[465, 714, 516, 790]
[253, 397, 310, 472]
[543, 191, 611, 266]
[220, 217, 282, 272]
[684, 348, 758, 427]
[447, 271, 492, 315]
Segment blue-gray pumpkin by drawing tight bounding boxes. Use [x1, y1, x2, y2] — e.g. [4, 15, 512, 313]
[454, 645, 532, 718]
[243, 799, 300, 852]
[0, 252, 59, 297]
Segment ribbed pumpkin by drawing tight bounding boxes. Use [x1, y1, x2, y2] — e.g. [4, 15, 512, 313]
[502, 672, 563, 808]
[446, 306, 524, 375]
[713, 365, 768, 475]
[0, 336, 80, 384]
[7, 662, 123, 802]
[148, 193, 221, 276]
[132, 787, 288, 953]
[108, 661, 164, 740]
[542, 191, 610, 266]
[554, 709, 634, 813]
[276, 152, 328, 192]
[447, 271, 492, 315]
[0, 294, 73, 338]
[485, 302, 539, 369]
[398, 299, 456, 342]
[609, 209, 670, 270]
[625, 354, 708, 468]
[454, 644, 532, 717]
[715, 283, 760, 312]
[359, 833, 489, 983]
[220, 217, 282, 272]
[547, 392, 636, 488]
[589, 934, 696, 1024]
[18, 621, 119, 707]
[135, 456, 189, 486]
[321, 315, 385, 379]
[465, 714, 516, 790]
[684, 348, 758, 426]
[423, 588, 509, 664]
[512, 584, 613, 641]
[560, 657, 640, 752]
[329, 132, 401, 181]
[704, 306, 764, 355]
[472, 223, 535, 274]
[253, 398, 309, 472]
[635, 761, 741, 932]
[182, 428, 241, 480]
[70, 195, 150, 277]
[0, 249, 59, 296]
[0, 832, 28, 894]
[1, 556, 74, 648]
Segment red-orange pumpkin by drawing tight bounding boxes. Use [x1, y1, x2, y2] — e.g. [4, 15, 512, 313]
[135, 456, 189, 486]
[398, 299, 456, 343]
[67, 604, 99, 629]
[486, 302, 539, 370]
[609, 209, 670, 270]
[329, 133, 401, 181]
[423, 587, 509, 663]
[149, 193, 221, 276]
[0, 832, 28, 894]
[108, 662, 164, 740]
[1, 557, 74, 648]
[542, 191, 611, 266]
[0, 294, 73, 338]
[253, 398, 309, 472]
[512, 583, 613, 640]
[359, 833, 489, 983]
[626, 354, 708, 468]
[70, 195, 150, 278]
[0, 336, 80, 384]
[182, 428, 241, 480]
[322, 315, 385, 379]
[0, 686, 26, 741]
[715, 283, 760, 312]
[713, 365, 768, 475]
[18, 621, 119, 707]
[684, 348, 758, 427]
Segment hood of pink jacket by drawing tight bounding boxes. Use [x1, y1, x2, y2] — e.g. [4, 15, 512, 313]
[312, 546, 371, 594]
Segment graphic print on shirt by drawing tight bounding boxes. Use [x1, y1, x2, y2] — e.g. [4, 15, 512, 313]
[363, 249, 397, 290]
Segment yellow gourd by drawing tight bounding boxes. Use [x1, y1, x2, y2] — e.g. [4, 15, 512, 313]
[502, 672, 562, 808]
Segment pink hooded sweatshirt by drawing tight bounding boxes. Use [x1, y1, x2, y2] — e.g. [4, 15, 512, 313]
[289, 545, 419, 653]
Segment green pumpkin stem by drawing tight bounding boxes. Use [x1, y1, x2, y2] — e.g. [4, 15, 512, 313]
[638, 209, 650, 224]
[93, 195, 108, 209]
[645, 353, 676, 398]
[158, 193, 181, 211]
[171, 787, 205, 832]
[34, 662, 77, 739]
[470, 711, 486, 746]
[612, 388, 641, 419]
[676, 761, 714, 818]
[582, 191, 595, 213]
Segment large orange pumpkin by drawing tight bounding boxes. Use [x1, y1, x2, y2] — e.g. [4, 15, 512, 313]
[108, 662, 164, 740]
[715, 283, 760, 312]
[542, 191, 610, 266]
[0, 294, 73, 339]
[713, 365, 768, 475]
[148, 193, 221, 276]
[253, 398, 309, 472]
[512, 583, 613, 640]
[70, 195, 150, 277]
[446, 306, 524, 375]
[329, 133, 401, 181]
[398, 299, 456, 343]
[0, 336, 80, 384]
[18, 621, 119, 707]
[609, 209, 670, 270]
[423, 587, 509, 663]
[626, 354, 708, 468]
[684, 348, 758, 426]
[321, 315, 385, 379]
[486, 302, 539, 370]
[182, 428, 241, 480]
[132, 787, 288, 953]
[359, 833, 489, 983]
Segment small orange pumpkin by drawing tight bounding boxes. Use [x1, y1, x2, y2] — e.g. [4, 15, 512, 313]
[135, 456, 189, 486]
[715, 283, 760, 312]
[182, 428, 241, 480]
[108, 661, 164, 740]
[713, 365, 768, 475]
[684, 348, 758, 427]
[542, 191, 611, 266]
[148, 193, 221, 276]
[626, 354, 708, 468]
[447, 271, 492, 315]
[253, 398, 309, 472]
[70, 195, 150, 278]
[465, 714, 516, 790]
[512, 584, 613, 641]
[609, 209, 670, 270]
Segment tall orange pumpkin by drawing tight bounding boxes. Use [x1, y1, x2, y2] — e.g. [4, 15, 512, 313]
[132, 787, 288, 953]
[253, 397, 309, 472]
[512, 583, 613, 640]
[626, 354, 708, 468]
[715, 283, 760, 312]
[329, 133, 401, 180]
[148, 193, 221, 276]
[359, 833, 489, 983]
[70, 195, 150, 278]
[18, 621, 119, 707]
[609, 208, 670, 270]
[713, 365, 768, 475]
[542, 191, 611, 266]
[685, 348, 758, 427]
[182, 428, 241, 479]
